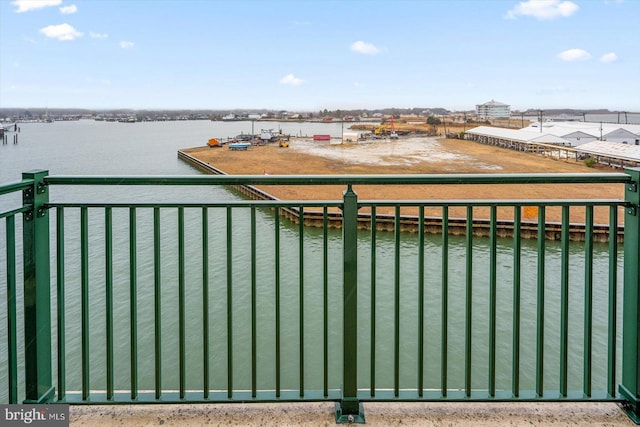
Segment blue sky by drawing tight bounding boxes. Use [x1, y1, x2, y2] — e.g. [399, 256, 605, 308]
[1, 0, 638, 112]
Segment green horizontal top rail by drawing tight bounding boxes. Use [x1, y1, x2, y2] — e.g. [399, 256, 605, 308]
[0, 179, 34, 196]
[359, 199, 626, 207]
[44, 172, 631, 186]
[45, 201, 344, 208]
[45, 199, 625, 209]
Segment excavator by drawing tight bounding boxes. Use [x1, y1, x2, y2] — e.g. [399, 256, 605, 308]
[373, 126, 386, 135]
[372, 118, 399, 138]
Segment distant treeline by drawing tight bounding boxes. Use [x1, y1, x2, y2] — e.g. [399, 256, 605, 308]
[1, 107, 633, 121]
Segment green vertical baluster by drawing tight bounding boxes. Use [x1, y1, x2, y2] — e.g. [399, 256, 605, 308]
[560, 205, 570, 397]
[512, 206, 522, 397]
[337, 184, 362, 422]
[202, 207, 209, 399]
[323, 206, 329, 397]
[370, 206, 376, 397]
[584, 205, 593, 397]
[536, 206, 546, 397]
[178, 207, 185, 399]
[6, 215, 18, 403]
[227, 207, 233, 398]
[251, 206, 257, 398]
[394, 205, 401, 397]
[129, 207, 138, 400]
[105, 207, 114, 400]
[465, 205, 473, 397]
[154, 207, 162, 400]
[607, 205, 617, 398]
[275, 207, 281, 398]
[22, 170, 53, 403]
[299, 205, 304, 397]
[489, 206, 497, 397]
[418, 205, 425, 397]
[56, 208, 65, 401]
[619, 168, 640, 423]
[441, 205, 449, 397]
[81, 206, 89, 401]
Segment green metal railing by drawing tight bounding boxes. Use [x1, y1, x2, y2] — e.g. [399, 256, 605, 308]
[1, 169, 640, 423]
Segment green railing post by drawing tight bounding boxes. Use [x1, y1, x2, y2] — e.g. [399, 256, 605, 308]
[22, 170, 54, 403]
[336, 184, 365, 423]
[621, 167, 640, 423]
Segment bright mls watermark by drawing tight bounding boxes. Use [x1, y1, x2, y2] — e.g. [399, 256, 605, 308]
[1, 405, 69, 426]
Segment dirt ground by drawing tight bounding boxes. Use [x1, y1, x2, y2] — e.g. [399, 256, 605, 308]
[181, 137, 625, 225]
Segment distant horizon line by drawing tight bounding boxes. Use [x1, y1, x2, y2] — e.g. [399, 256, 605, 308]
[1, 107, 638, 114]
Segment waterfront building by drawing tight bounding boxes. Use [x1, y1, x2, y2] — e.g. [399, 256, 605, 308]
[466, 122, 640, 167]
[476, 99, 511, 119]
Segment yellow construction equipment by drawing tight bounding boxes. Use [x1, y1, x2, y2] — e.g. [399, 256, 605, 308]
[279, 137, 289, 148]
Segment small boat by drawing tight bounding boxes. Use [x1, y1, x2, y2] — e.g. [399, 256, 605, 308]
[228, 142, 250, 151]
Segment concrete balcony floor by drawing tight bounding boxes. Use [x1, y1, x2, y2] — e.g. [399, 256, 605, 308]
[70, 401, 634, 426]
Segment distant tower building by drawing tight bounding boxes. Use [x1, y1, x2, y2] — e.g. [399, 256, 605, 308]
[476, 99, 510, 119]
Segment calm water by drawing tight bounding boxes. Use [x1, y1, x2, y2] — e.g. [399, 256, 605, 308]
[584, 112, 640, 124]
[0, 120, 623, 401]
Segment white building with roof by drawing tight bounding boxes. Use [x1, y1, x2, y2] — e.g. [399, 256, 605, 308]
[561, 131, 598, 146]
[465, 122, 640, 168]
[602, 128, 640, 145]
[524, 121, 640, 146]
[476, 99, 510, 119]
[466, 126, 570, 146]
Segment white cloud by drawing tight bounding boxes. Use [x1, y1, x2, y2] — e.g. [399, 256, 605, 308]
[556, 48, 591, 61]
[600, 52, 618, 63]
[506, 0, 579, 20]
[60, 4, 77, 14]
[120, 41, 134, 49]
[350, 40, 381, 55]
[279, 74, 304, 86]
[39, 23, 82, 40]
[90, 32, 108, 39]
[12, 0, 61, 13]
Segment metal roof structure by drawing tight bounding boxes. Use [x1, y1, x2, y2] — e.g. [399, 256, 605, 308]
[466, 124, 640, 163]
[466, 126, 570, 144]
[576, 140, 640, 161]
[523, 121, 640, 138]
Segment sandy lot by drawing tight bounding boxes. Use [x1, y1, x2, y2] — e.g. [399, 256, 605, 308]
[288, 137, 502, 169]
[182, 136, 625, 224]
